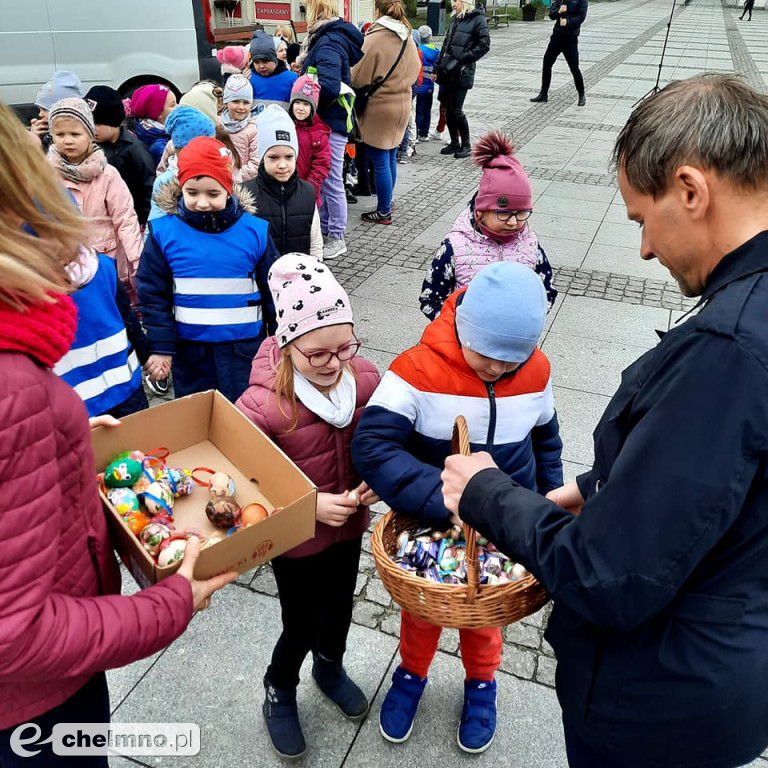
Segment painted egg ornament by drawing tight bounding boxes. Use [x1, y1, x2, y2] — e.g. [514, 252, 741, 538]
[107, 487, 139, 516]
[150, 513, 175, 529]
[104, 458, 143, 488]
[132, 473, 154, 495]
[124, 510, 152, 536]
[240, 502, 269, 527]
[139, 522, 172, 557]
[209, 472, 236, 499]
[162, 468, 195, 498]
[206, 498, 240, 528]
[157, 537, 187, 567]
[511, 563, 530, 580]
[142, 482, 174, 515]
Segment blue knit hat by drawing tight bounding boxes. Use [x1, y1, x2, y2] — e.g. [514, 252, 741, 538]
[455, 262, 547, 363]
[164, 106, 216, 149]
[250, 30, 278, 63]
[35, 71, 83, 111]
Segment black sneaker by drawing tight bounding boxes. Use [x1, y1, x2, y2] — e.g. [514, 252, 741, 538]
[361, 209, 393, 225]
[578, 93, 587, 107]
[263, 676, 306, 760]
[144, 375, 169, 397]
[441, 143, 460, 155]
[454, 144, 471, 159]
[530, 93, 548, 103]
[346, 188, 358, 205]
[312, 654, 369, 720]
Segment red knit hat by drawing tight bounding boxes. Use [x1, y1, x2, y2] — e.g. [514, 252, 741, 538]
[473, 132, 532, 212]
[177, 137, 234, 195]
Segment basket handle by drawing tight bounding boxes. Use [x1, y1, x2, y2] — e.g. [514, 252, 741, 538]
[451, 416, 480, 603]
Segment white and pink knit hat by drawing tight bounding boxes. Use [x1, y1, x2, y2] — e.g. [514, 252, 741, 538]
[268, 254, 354, 348]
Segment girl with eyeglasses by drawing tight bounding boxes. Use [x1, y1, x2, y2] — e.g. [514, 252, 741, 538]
[419, 131, 557, 321]
[236, 254, 380, 759]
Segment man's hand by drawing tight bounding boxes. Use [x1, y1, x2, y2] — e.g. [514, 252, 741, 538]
[558, 3, 567, 12]
[560, 17, 567, 25]
[545, 481, 584, 515]
[441, 452, 498, 515]
[144, 354, 172, 380]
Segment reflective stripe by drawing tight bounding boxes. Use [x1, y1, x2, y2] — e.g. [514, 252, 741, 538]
[173, 277, 255, 295]
[54, 328, 129, 377]
[72, 351, 140, 402]
[174, 305, 262, 326]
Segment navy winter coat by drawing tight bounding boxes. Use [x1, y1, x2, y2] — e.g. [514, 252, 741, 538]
[460, 232, 768, 768]
[301, 19, 365, 136]
[549, 0, 588, 36]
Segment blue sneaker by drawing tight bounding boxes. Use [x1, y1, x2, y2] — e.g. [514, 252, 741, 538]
[457, 678, 497, 753]
[379, 666, 428, 743]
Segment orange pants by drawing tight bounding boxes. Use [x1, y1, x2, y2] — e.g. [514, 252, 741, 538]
[399, 609, 502, 681]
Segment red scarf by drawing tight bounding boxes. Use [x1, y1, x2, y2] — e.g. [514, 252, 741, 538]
[0, 293, 78, 368]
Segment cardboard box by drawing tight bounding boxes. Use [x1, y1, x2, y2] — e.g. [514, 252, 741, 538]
[91, 391, 316, 588]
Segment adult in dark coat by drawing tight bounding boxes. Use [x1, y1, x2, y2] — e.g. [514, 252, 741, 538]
[441, 74, 768, 768]
[740, 0, 754, 21]
[531, 0, 588, 106]
[434, 0, 490, 158]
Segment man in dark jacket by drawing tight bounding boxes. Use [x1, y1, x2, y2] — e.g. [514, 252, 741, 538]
[441, 74, 768, 768]
[87, 85, 156, 227]
[530, 0, 587, 106]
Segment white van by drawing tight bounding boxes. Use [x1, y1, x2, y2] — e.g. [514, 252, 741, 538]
[0, 0, 219, 108]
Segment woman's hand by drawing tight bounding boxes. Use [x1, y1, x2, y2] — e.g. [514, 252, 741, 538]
[316, 492, 359, 527]
[176, 536, 238, 611]
[353, 481, 380, 507]
[545, 481, 584, 516]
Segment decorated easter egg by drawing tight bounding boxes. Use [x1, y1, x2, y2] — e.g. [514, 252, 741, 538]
[161, 468, 195, 498]
[142, 481, 174, 515]
[511, 563, 529, 580]
[124, 510, 152, 536]
[157, 537, 187, 567]
[104, 458, 143, 488]
[206, 498, 240, 529]
[107, 487, 139, 516]
[240, 502, 269, 527]
[209, 472, 236, 499]
[139, 523, 172, 557]
[132, 473, 154, 495]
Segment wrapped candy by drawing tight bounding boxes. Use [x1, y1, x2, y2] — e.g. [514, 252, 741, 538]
[104, 458, 143, 488]
[107, 487, 139, 516]
[141, 481, 174, 516]
[139, 522, 172, 557]
[157, 536, 187, 567]
[206, 498, 240, 529]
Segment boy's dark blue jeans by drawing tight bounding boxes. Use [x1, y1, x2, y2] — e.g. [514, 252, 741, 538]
[416, 91, 434, 137]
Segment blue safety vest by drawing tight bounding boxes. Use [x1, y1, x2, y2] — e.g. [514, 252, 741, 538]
[418, 44, 440, 94]
[150, 212, 269, 343]
[54, 254, 142, 417]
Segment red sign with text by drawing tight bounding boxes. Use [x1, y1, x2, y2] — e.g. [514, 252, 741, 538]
[254, 1, 292, 21]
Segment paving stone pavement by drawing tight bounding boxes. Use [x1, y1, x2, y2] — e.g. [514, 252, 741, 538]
[120, 0, 768, 764]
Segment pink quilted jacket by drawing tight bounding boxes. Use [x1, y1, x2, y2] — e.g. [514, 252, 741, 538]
[236, 336, 380, 558]
[229, 120, 260, 182]
[0, 351, 194, 729]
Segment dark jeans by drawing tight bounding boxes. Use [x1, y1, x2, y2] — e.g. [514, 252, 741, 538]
[365, 146, 398, 215]
[563, 718, 627, 768]
[354, 142, 375, 194]
[267, 536, 362, 690]
[740, 4, 753, 18]
[540, 33, 585, 96]
[416, 91, 434, 137]
[442, 84, 470, 146]
[0, 674, 110, 767]
[108, 383, 149, 419]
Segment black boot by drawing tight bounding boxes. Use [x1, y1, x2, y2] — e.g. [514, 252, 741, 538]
[263, 675, 306, 759]
[578, 92, 586, 107]
[454, 142, 471, 159]
[441, 142, 461, 154]
[312, 654, 369, 720]
[530, 92, 548, 103]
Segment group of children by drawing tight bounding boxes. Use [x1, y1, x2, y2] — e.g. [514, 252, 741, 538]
[31, 23, 563, 761]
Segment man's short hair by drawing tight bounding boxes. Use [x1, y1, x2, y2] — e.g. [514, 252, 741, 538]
[613, 74, 768, 197]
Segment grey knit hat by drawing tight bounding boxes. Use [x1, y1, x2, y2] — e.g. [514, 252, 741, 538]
[418, 24, 433, 43]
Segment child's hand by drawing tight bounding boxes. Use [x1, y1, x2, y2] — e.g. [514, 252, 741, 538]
[353, 481, 380, 507]
[144, 354, 172, 380]
[89, 414, 121, 430]
[30, 117, 48, 137]
[316, 492, 359, 527]
[545, 481, 584, 516]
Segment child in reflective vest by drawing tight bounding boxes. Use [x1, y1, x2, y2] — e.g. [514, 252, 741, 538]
[137, 136, 278, 403]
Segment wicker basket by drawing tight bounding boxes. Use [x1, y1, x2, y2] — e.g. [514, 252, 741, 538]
[371, 416, 549, 629]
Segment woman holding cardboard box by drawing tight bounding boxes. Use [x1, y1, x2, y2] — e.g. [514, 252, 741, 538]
[0, 101, 236, 767]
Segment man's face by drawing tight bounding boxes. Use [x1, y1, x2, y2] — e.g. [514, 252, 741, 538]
[253, 59, 277, 76]
[619, 166, 707, 298]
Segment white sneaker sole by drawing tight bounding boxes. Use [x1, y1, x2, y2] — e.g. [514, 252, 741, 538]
[379, 720, 414, 744]
[457, 726, 495, 754]
[324, 245, 348, 260]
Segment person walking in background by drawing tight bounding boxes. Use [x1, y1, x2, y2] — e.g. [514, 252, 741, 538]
[530, 0, 588, 106]
[740, 0, 754, 21]
[0, 100, 235, 768]
[300, 0, 365, 259]
[87, 85, 156, 228]
[434, 0, 490, 159]
[351, 0, 421, 224]
[416, 25, 440, 141]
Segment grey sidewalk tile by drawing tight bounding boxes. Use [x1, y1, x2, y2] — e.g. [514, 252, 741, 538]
[346, 652, 568, 767]
[581, 242, 673, 282]
[551, 295, 670, 347]
[562, 459, 592, 484]
[352, 264, 427, 306]
[594, 220, 643, 250]
[360, 346, 397, 375]
[538, 235, 590, 269]
[552, 386, 611, 466]
[351, 296, 428, 356]
[535, 195, 611, 222]
[112, 586, 399, 767]
[542, 331, 653, 397]
[542, 181, 617, 203]
[533, 213, 603, 244]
